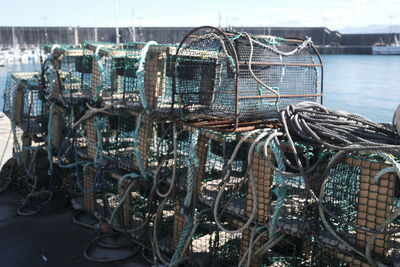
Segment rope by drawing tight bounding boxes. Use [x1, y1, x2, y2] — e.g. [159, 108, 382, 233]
[47, 103, 55, 175]
[243, 32, 280, 112]
[10, 82, 23, 166]
[268, 137, 287, 237]
[108, 172, 141, 227]
[133, 112, 147, 180]
[136, 41, 157, 115]
[254, 36, 312, 56]
[170, 129, 199, 265]
[93, 45, 105, 103]
[213, 129, 267, 234]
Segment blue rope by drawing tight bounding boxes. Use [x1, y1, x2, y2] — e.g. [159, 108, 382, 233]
[47, 103, 55, 175]
[93, 46, 106, 103]
[93, 116, 104, 166]
[170, 130, 199, 265]
[119, 172, 141, 188]
[134, 112, 147, 180]
[136, 41, 158, 115]
[45, 67, 57, 100]
[269, 138, 287, 237]
[10, 81, 23, 166]
[258, 86, 280, 106]
[170, 213, 193, 265]
[73, 129, 102, 194]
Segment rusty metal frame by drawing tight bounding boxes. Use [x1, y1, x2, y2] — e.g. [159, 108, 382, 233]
[173, 26, 324, 132]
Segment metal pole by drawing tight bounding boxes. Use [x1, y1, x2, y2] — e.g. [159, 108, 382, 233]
[74, 27, 79, 46]
[114, 0, 120, 43]
[11, 26, 16, 48]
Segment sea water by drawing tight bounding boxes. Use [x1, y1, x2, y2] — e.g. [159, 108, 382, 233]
[322, 55, 400, 123]
[0, 55, 399, 122]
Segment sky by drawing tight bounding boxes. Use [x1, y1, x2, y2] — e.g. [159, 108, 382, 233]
[1, 0, 400, 32]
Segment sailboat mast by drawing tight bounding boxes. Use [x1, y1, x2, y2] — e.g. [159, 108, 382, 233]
[114, 0, 119, 44]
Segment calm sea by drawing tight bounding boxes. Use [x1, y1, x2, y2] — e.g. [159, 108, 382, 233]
[0, 55, 399, 123]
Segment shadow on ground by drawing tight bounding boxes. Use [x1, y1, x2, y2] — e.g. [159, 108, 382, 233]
[0, 191, 149, 267]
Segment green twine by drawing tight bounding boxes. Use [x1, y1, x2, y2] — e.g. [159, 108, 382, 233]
[136, 41, 158, 115]
[10, 82, 23, 166]
[93, 116, 104, 166]
[265, 36, 283, 46]
[171, 130, 199, 265]
[134, 112, 147, 180]
[170, 212, 193, 265]
[45, 67, 57, 100]
[269, 139, 287, 237]
[230, 33, 242, 41]
[47, 103, 55, 175]
[258, 86, 280, 106]
[93, 45, 105, 103]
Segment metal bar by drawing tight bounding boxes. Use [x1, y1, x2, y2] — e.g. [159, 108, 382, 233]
[238, 94, 323, 100]
[238, 61, 322, 67]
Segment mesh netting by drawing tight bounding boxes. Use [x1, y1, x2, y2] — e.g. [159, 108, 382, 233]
[6, 27, 400, 267]
[41, 44, 93, 103]
[174, 26, 322, 131]
[3, 72, 45, 133]
[312, 154, 399, 266]
[86, 42, 176, 119]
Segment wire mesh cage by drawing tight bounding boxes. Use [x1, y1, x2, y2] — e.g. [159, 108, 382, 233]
[83, 110, 172, 174]
[173, 26, 323, 131]
[85, 42, 142, 105]
[86, 42, 176, 119]
[41, 44, 93, 104]
[311, 153, 399, 266]
[3, 72, 45, 134]
[240, 226, 313, 267]
[169, 203, 243, 266]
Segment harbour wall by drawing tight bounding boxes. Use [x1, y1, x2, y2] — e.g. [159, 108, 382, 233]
[0, 26, 397, 54]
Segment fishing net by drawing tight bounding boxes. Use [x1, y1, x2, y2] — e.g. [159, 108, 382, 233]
[174, 26, 322, 131]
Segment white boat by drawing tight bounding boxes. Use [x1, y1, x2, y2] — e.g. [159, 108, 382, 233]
[372, 34, 400, 55]
[0, 51, 7, 66]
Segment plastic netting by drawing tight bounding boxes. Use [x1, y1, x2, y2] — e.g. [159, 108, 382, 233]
[4, 27, 400, 267]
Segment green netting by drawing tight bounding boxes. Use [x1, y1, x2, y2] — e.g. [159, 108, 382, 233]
[3, 72, 45, 133]
[41, 44, 93, 103]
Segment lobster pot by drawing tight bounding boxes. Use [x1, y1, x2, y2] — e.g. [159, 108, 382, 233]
[314, 153, 399, 266]
[86, 42, 141, 105]
[171, 203, 243, 266]
[310, 241, 349, 266]
[3, 72, 45, 134]
[197, 128, 249, 219]
[240, 225, 312, 267]
[42, 45, 93, 103]
[85, 110, 171, 173]
[79, 165, 119, 214]
[174, 26, 323, 131]
[126, 43, 177, 118]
